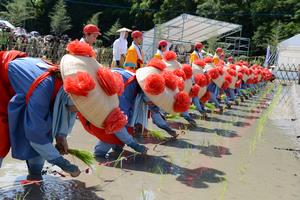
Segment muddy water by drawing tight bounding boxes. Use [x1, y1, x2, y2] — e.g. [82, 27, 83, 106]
[0, 82, 299, 200]
[269, 84, 300, 147]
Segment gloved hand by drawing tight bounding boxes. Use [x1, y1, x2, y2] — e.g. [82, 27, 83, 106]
[127, 142, 148, 154]
[48, 156, 81, 177]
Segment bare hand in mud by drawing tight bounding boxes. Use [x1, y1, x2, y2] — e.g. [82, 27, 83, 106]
[55, 136, 69, 155]
[142, 146, 149, 155]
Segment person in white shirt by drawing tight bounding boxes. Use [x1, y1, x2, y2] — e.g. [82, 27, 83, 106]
[111, 27, 132, 68]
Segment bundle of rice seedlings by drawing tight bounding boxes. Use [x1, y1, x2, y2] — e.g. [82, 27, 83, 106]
[190, 104, 197, 111]
[149, 130, 167, 141]
[205, 102, 216, 111]
[246, 88, 252, 94]
[68, 148, 95, 167]
[221, 94, 226, 100]
[165, 114, 180, 120]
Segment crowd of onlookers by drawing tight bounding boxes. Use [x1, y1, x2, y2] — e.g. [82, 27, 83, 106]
[1, 26, 74, 62]
[0, 26, 112, 64]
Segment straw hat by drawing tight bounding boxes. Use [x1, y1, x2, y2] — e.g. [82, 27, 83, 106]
[136, 58, 190, 114]
[162, 51, 182, 70]
[60, 40, 127, 133]
[224, 66, 238, 89]
[116, 27, 132, 32]
[192, 59, 205, 75]
[192, 60, 209, 98]
[204, 63, 222, 88]
[162, 51, 193, 94]
[204, 63, 233, 89]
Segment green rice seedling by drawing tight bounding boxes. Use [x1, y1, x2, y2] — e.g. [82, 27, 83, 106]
[190, 104, 197, 110]
[221, 94, 226, 100]
[205, 102, 216, 111]
[165, 114, 180, 120]
[149, 130, 167, 141]
[68, 148, 95, 167]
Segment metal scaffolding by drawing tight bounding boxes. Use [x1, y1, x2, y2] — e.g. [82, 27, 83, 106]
[142, 13, 243, 61]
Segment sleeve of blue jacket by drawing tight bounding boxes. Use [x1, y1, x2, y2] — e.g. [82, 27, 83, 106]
[52, 87, 76, 138]
[30, 87, 77, 161]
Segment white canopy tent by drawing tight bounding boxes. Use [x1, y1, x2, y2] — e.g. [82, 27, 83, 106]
[0, 19, 15, 30]
[277, 34, 300, 66]
[142, 13, 242, 61]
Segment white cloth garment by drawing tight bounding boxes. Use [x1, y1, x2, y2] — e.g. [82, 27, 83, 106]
[132, 41, 143, 60]
[156, 49, 163, 57]
[112, 32, 128, 61]
[79, 37, 86, 43]
[195, 50, 204, 59]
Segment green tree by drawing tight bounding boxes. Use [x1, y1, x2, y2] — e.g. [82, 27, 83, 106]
[87, 11, 102, 26]
[206, 36, 218, 54]
[49, 0, 72, 36]
[0, 0, 36, 27]
[105, 19, 122, 37]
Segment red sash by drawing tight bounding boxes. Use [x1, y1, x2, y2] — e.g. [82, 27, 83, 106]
[26, 66, 62, 107]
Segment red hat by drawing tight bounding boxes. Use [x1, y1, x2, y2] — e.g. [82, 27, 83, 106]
[131, 30, 143, 38]
[216, 47, 223, 53]
[158, 40, 168, 47]
[195, 42, 203, 49]
[228, 56, 233, 61]
[83, 24, 101, 34]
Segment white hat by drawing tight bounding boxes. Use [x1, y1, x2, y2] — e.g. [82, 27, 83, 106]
[116, 27, 132, 32]
[136, 58, 190, 114]
[60, 40, 127, 133]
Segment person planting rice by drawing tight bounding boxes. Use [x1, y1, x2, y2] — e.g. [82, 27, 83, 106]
[148, 40, 183, 137]
[224, 64, 240, 105]
[204, 56, 232, 113]
[191, 59, 211, 117]
[60, 48, 191, 158]
[162, 51, 198, 127]
[0, 49, 82, 180]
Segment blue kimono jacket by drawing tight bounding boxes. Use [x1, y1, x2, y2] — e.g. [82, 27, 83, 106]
[7, 57, 76, 160]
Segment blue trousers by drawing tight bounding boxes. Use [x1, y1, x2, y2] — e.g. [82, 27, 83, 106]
[26, 156, 45, 176]
[94, 127, 135, 157]
[237, 88, 243, 96]
[226, 88, 237, 101]
[181, 111, 193, 121]
[192, 97, 205, 113]
[208, 83, 221, 108]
